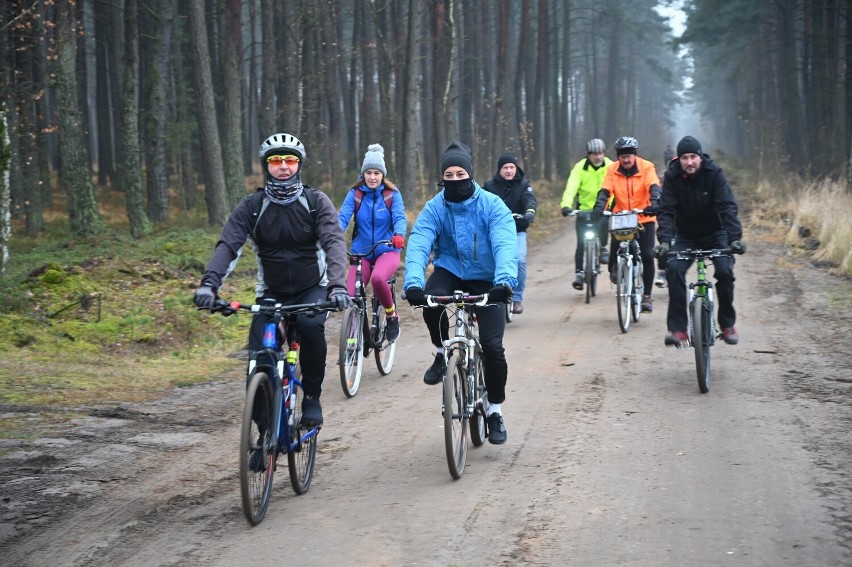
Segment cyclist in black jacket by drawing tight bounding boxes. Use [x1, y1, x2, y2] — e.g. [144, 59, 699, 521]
[483, 153, 537, 315]
[653, 136, 746, 347]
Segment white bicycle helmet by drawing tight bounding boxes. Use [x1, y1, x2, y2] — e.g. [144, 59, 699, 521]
[586, 138, 606, 154]
[613, 136, 639, 151]
[259, 133, 306, 160]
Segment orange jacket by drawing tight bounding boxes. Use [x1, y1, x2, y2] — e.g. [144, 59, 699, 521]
[599, 157, 661, 223]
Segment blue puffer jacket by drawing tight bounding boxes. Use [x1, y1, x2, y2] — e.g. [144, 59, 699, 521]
[338, 183, 407, 260]
[404, 182, 518, 290]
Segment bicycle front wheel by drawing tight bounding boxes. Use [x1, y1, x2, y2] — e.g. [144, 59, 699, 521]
[338, 306, 365, 397]
[584, 239, 595, 304]
[373, 300, 397, 375]
[240, 371, 276, 526]
[505, 300, 514, 323]
[288, 380, 318, 494]
[468, 349, 488, 447]
[692, 299, 712, 393]
[616, 258, 631, 333]
[443, 351, 468, 479]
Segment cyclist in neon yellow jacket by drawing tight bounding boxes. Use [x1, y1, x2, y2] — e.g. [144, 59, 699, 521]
[560, 139, 613, 291]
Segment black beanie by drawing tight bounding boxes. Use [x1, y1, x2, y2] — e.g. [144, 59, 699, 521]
[441, 141, 473, 177]
[676, 136, 702, 157]
[497, 153, 518, 170]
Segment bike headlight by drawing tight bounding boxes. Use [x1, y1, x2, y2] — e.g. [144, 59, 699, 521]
[584, 231, 596, 240]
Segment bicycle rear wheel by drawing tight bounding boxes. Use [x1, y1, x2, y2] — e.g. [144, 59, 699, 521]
[468, 349, 488, 447]
[240, 371, 276, 526]
[373, 297, 397, 375]
[338, 306, 364, 397]
[692, 298, 712, 393]
[443, 351, 468, 479]
[288, 380, 318, 494]
[616, 257, 631, 333]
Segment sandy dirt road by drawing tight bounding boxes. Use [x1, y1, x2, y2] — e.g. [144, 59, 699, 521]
[1, 220, 850, 566]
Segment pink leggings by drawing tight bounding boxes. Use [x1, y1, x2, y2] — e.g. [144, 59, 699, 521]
[346, 251, 400, 312]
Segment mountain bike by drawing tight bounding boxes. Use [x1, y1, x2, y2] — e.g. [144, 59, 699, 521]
[570, 210, 602, 304]
[416, 291, 493, 479]
[338, 239, 399, 397]
[209, 297, 338, 525]
[666, 248, 733, 393]
[605, 210, 644, 333]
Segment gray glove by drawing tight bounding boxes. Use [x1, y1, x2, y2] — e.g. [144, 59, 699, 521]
[194, 285, 216, 310]
[653, 242, 670, 259]
[328, 288, 353, 310]
[730, 240, 746, 254]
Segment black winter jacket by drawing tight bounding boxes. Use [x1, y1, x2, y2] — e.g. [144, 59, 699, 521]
[657, 154, 742, 244]
[483, 165, 538, 232]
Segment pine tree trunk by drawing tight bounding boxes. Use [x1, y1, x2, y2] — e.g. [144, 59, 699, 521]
[221, 0, 245, 207]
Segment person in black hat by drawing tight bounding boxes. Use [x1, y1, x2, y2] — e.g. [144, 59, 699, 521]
[403, 141, 518, 445]
[483, 152, 537, 314]
[653, 135, 746, 347]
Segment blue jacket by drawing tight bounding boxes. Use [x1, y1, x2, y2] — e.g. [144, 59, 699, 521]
[338, 183, 407, 260]
[404, 182, 518, 290]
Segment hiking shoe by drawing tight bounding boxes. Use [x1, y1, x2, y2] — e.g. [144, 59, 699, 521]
[572, 273, 584, 290]
[664, 330, 690, 347]
[601, 246, 609, 257]
[248, 446, 267, 472]
[487, 413, 507, 445]
[424, 353, 446, 385]
[511, 301, 524, 314]
[609, 270, 617, 284]
[721, 326, 739, 345]
[655, 270, 667, 288]
[641, 295, 653, 313]
[300, 395, 323, 426]
[386, 315, 400, 342]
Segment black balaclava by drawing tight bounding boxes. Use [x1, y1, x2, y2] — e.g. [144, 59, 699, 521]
[441, 141, 475, 202]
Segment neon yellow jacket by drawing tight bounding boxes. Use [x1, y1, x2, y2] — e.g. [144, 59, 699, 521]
[561, 156, 614, 210]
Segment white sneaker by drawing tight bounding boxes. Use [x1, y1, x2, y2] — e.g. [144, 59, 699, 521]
[655, 270, 666, 288]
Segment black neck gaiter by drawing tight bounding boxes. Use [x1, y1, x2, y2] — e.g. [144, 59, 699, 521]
[443, 179, 474, 202]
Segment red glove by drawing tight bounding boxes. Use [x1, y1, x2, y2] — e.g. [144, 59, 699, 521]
[391, 234, 405, 249]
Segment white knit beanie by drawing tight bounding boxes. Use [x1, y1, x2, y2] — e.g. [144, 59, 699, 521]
[361, 143, 387, 176]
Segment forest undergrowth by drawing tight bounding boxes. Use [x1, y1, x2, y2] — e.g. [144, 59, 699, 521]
[0, 165, 847, 446]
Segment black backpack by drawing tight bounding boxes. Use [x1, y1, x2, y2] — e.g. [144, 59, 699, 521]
[248, 187, 318, 240]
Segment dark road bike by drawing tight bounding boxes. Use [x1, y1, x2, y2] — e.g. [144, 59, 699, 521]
[416, 291, 494, 479]
[338, 239, 399, 397]
[570, 210, 602, 304]
[606, 210, 644, 333]
[209, 298, 338, 525]
[666, 248, 734, 393]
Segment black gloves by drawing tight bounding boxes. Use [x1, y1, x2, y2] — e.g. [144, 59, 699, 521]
[194, 285, 216, 310]
[328, 288, 353, 310]
[524, 209, 536, 223]
[642, 205, 658, 215]
[653, 242, 670, 258]
[404, 286, 426, 306]
[487, 283, 513, 304]
[561, 207, 573, 217]
[730, 240, 747, 254]
[590, 208, 603, 221]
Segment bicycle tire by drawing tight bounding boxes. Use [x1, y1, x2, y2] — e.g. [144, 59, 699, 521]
[443, 351, 468, 479]
[590, 240, 599, 298]
[505, 301, 514, 323]
[240, 371, 276, 526]
[616, 257, 631, 333]
[693, 298, 711, 393]
[469, 349, 488, 447]
[373, 298, 397, 375]
[584, 239, 594, 304]
[338, 306, 364, 397]
[631, 251, 642, 323]
[288, 379, 318, 494]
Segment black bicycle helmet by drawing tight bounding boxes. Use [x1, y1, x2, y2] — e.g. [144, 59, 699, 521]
[613, 136, 639, 151]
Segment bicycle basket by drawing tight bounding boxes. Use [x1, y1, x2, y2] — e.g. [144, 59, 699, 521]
[609, 213, 638, 241]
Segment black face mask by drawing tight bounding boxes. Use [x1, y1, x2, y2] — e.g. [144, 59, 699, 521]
[443, 178, 474, 202]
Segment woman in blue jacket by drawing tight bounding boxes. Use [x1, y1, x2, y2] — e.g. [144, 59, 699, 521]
[339, 144, 407, 341]
[403, 141, 518, 445]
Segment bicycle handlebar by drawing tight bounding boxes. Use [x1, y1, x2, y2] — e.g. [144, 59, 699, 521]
[602, 208, 642, 216]
[347, 239, 395, 260]
[666, 248, 735, 259]
[208, 298, 341, 315]
[423, 292, 491, 308]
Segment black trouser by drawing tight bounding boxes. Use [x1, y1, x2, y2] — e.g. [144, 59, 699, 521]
[608, 221, 657, 295]
[248, 285, 328, 398]
[574, 211, 609, 273]
[665, 230, 736, 332]
[422, 267, 508, 405]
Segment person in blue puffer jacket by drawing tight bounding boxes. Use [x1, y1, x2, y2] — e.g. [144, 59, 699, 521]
[339, 143, 408, 342]
[403, 140, 518, 445]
